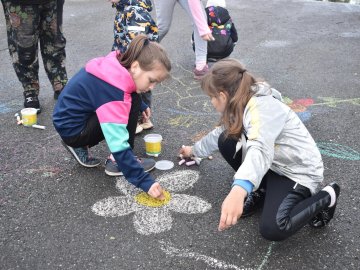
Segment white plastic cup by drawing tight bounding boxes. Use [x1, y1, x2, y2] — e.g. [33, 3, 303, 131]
[144, 134, 162, 157]
[20, 108, 37, 126]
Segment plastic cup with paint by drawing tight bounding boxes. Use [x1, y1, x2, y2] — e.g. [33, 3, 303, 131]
[20, 108, 37, 126]
[144, 134, 162, 157]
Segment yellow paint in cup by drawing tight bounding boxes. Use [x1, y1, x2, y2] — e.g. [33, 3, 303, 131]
[21, 108, 37, 126]
[144, 134, 162, 156]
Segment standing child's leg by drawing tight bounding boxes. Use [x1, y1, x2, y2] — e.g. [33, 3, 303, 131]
[154, 0, 177, 41]
[2, 2, 42, 112]
[39, 0, 68, 100]
[177, 0, 208, 79]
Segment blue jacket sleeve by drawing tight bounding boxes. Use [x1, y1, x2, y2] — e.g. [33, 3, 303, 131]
[140, 100, 149, 112]
[232, 179, 254, 195]
[113, 148, 155, 192]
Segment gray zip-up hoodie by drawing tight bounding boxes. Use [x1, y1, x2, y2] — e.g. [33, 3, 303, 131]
[193, 83, 324, 194]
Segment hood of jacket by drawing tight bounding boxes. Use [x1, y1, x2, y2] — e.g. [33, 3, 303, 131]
[252, 82, 283, 101]
[85, 51, 136, 94]
[206, 6, 230, 26]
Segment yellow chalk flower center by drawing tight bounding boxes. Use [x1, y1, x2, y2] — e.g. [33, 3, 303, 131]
[135, 190, 171, 207]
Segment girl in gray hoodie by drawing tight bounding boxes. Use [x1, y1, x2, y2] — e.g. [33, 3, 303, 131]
[180, 58, 340, 241]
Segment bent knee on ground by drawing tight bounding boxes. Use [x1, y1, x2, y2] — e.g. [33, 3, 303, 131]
[259, 223, 289, 242]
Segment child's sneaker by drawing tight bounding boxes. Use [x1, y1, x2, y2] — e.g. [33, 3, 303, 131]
[309, 182, 340, 228]
[104, 158, 124, 176]
[135, 123, 144, 134]
[193, 65, 209, 80]
[61, 141, 101, 167]
[242, 190, 266, 217]
[105, 157, 156, 176]
[24, 91, 41, 114]
[140, 119, 154, 130]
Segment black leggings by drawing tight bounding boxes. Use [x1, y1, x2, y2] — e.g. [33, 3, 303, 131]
[218, 132, 331, 241]
[62, 93, 141, 149]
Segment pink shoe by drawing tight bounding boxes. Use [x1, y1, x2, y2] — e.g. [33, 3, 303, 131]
[193, 65, 209, 80]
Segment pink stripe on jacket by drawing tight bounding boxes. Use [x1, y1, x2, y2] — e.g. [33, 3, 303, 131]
[188, 0, 211, 36]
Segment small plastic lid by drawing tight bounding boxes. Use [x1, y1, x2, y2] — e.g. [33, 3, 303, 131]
[21, 108, 37, 115]
[155, 160, 174, 170]
[144, 134, 162, 142]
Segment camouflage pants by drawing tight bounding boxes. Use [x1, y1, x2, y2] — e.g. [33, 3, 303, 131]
[1, 0, 68, 96]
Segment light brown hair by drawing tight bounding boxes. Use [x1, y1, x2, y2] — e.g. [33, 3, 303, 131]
[201, 58, 258, 139]
[117, 34, 171, 75]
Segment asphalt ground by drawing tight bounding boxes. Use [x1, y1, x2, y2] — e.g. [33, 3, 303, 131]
[0, 0, 359, 269]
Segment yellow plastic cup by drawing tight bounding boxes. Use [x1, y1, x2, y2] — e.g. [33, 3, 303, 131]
[144, 134, 162, 157]
[21, 108, 37, 126]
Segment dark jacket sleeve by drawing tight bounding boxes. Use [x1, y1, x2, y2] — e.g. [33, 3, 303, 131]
[113, 148, 155, 192]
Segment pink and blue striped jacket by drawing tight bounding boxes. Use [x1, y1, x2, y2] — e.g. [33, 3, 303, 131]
[53, 51, 154, 192]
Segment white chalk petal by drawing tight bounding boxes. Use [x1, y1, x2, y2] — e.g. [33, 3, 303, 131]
[133, 208, 172, 235]
[115, 176, 141, 196]
[168, 194, 211, 214]
[157, 170, 199, 192]
[92, 196, 139, 217]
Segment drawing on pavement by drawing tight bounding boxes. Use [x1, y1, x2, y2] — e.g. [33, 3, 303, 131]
[26, 166, 62, 177]
[317, 142, 360, 161]
[158, 67, 360, 128]
[159, 240, 244, 270]
[92, 170, 211, 235]
[159, 240, 276, 270]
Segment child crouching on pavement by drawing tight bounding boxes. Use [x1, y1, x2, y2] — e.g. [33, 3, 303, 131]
[192, 0, 238, 62]
[53, 35, 171, 199]
[179, 58, 340, 241]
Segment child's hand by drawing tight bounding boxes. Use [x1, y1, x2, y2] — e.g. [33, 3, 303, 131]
[179, 145, 192, 158]
[148, 182, 165, 200]
[142, 107, 151, 121]
[218, 186, 247, 231]
[201, 33, 215, 41]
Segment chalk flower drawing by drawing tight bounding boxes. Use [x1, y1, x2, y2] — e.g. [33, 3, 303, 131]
[92, 170, 211, 235]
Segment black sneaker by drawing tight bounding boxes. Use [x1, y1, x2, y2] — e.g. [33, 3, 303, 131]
[242, 190, 266, 217]
[54, 90, 62, 100]
[24, 91, 41, 114]
[309, 182, 340, 228]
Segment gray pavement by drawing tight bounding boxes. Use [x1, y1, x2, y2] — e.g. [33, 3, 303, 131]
[1, 0, 360, 269]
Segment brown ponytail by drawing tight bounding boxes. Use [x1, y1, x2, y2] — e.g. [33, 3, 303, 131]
[117, 34, 171, 73]
[201, 59, 258, 139]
